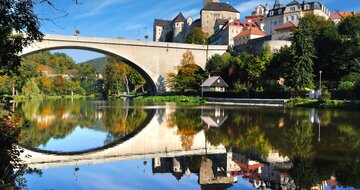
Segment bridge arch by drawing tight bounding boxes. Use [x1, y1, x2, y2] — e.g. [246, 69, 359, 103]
[21, 45, 158, 95]
[21, 35, 228, 95]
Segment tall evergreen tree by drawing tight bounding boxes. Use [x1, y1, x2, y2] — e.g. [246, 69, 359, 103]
[285, 19, 316, 90]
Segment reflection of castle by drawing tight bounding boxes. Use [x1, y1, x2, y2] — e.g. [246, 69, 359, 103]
[152, 151, 295, 189]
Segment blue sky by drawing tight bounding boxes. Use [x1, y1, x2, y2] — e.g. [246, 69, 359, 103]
[35, 0, 359, 63]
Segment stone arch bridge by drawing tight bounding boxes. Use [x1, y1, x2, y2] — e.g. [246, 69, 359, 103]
[21, 34, 228, 94]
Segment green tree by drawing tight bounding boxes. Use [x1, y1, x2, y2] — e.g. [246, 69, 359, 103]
[104, 57, 126, 96]
[185, 27, 208, 45]
[0, 0, 43, 77]
[166, 50, 205, 92]
[336, 16, 360, 81]
[0, 0, 45, 188]
[76, 63, 98, 95]
[22, 79, 40, 96]
[285, 17, 316, 90]
[128, 67, 146, 94]
[205, 54, 226, 76]
[235, 47, 272, 92]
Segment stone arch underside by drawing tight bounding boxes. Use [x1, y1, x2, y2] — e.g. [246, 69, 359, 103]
[21, 45, 158, 95]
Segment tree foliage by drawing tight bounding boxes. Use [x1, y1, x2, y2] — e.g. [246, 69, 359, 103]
[205, 54, 227, 76]
[185, 27, 208, 45]
[166, 50, 205, 92]
[22, 79, 40, 96]
[285, 17, 316, 90]
[104, 56, 147, 96]
[0, 0, 43, 77]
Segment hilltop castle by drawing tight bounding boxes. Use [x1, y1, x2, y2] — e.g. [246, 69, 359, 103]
[153, 0, 352, 50]
[153, 0, 239, 43]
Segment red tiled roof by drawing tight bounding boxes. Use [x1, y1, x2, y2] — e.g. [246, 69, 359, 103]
[275, 21, 299, 31]
[235, 162, 263, 171]
[236, 28, 265, 37]
[330, 11, 358, 20]
[225, 19, 258, 28]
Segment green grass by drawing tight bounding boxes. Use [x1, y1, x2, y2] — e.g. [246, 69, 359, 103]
[286, 97, 360, 109]
[134, 95, 205, 103]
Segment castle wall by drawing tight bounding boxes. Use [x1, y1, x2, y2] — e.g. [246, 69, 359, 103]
[201, 11, 240, 35]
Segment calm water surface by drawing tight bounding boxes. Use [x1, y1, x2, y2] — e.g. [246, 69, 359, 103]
[15, 99, 360, 190]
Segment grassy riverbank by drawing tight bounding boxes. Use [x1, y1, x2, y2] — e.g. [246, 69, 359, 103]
[286, 98, 360, 109]
[134, 96, 205, 103]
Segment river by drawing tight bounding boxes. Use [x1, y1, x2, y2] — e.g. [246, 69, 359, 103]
[14, 98, 360, 190]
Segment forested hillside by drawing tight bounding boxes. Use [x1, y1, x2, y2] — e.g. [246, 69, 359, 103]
[80, 57, 107, 74]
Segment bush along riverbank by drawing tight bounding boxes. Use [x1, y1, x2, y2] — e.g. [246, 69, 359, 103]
[134, 96, 205, 103]
[286, 97, 360, 109]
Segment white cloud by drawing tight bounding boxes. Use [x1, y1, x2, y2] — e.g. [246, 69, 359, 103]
[234, 0, 264, 15]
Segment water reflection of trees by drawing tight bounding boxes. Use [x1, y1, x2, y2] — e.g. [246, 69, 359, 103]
[201, 108, 360, 189]
[17, 99, 150, 148]
[205, 110, 272, 157]
[167, 109, 203, 150]
[1, 99, 41, 189]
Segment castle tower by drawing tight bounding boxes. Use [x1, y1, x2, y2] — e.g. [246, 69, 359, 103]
[273, 0, 283, 9]
[172, 13, 186, 42]
[203, 0, 220, 7]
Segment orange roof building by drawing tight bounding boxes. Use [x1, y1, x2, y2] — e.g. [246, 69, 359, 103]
[330, 10, 358, 24]
[234, 28, 266, 46]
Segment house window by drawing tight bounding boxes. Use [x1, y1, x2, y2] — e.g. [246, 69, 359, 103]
[290, 7, 296, 12]
[278, 18, 282, 24]
[278, 9, 282, 14]
[270, 11, 273, 16]
[291, 15, 294, 20]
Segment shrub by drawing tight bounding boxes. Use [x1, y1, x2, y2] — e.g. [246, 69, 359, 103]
[338, 81, 355, 91]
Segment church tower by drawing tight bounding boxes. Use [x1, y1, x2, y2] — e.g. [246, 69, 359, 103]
[203, 0, 220, 7]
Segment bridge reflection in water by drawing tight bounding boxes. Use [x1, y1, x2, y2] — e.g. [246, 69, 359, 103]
[19, 102, 350, 190]
[20, 104, 231, 169]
